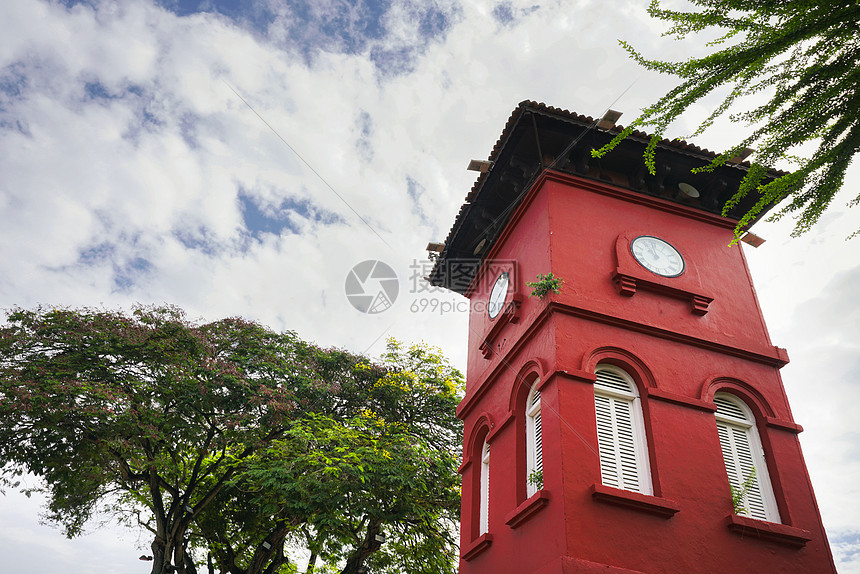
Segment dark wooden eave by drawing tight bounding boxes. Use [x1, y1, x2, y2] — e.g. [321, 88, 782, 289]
[428, 101, 784, 295]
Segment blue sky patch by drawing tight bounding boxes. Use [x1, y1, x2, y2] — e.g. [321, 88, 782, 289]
[84, 81, 111, 100]
[78, 242, 115, 266]
[0, 65, 26, 100]
[57, 0, 461, 75]
[239, 192, 296, 237]
[174, 228, 222, 256]
[492, 2, 540, 26]
[150, 0, 458, 75]
[280, 0, 389, 54]
[418, 4, 452, 37]
[406, 176, 431, 227]
[76, 243, 152, 292]
[239, 191, 345, 240]
[369, 3, 461, 75]
[157, 0, 279, 32]
[152, 0, 390, 59]
[0, 65, 29, 133]
[113, 257, 153, 291]
[142, 106, 165, 131]
[355, 109, 374, 161]
[157, 0, 246, 17]
[832, 531, 860, 559]
[57, 0, 256, 20]
[370, 45, 417, 76]
[0, 64, 28, 123]
[56, 0, 98, 8]
[178, 112, 201, 148]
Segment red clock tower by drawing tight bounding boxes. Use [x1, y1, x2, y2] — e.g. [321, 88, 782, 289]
[428, 102, 836, 573]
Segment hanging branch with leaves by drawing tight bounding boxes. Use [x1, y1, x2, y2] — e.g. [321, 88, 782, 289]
[593, 1, 860, 237]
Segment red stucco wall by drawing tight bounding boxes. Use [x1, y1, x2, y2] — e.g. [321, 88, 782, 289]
[458, 171, 836, 573]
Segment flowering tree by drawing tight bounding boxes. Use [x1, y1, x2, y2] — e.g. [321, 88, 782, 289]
[0, 306, 462, 574]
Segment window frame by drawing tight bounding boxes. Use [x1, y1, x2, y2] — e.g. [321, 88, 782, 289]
[525, 385, 543, 497]
[593, 364, 653, 496]
[479, 439, 490, 534]
[713, 392, 781, 523]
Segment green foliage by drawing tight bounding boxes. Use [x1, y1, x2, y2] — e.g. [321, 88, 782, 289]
[0, 306, 464, 574]
[527, 469, 543, 490]
[592, 1, 860, 237]
[526, 273, 563, 299]
[204, 341, 463, 574]
[730, 467, 758, 515]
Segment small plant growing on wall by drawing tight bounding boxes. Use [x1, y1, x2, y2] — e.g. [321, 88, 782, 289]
[527, 273, 563, 299]
[527, 469, 544, 490]
[730, 468, 757, 515]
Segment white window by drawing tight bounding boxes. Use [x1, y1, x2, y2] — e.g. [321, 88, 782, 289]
[526, 386, 543, 496]
[479, 440, 490, 534]
[593, 366, 652, 494]
[714, 393, 780, 522]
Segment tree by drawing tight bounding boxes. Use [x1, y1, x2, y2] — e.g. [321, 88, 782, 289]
[593, 0, 860, 236]
[194, 342, 462, 574]
[0, 306, 463, 574]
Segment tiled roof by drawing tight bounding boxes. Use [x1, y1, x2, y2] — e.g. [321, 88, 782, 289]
[428, 100, 784, 294]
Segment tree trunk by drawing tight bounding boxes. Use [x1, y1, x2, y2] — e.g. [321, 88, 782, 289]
[340, 520, 384, 574]
[184, 549, 199, 574]
[245, 521, 292, 574]
[152, 537, 167, 574]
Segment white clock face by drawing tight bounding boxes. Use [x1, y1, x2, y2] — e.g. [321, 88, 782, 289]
[631, 236, 685, 277]
[488, 272, 510, 319]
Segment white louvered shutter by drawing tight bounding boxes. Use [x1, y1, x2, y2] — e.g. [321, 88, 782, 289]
[594, 367, 651, 494]
[480, 441, 490, 534]
[714, 394, 780, 523]
[527, 388, 543, 496]
[532, 390, 543, 474]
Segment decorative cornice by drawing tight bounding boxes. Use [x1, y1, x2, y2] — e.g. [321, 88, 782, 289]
[765, 416, 804, 434]
[458, 296, 788, 421]
[457, 305, 556, 420]
[550, 302, 789, 368]
[554, 369, 598, 384]
[591, 484, 680, 518]
[479, 294, 523, 359]
[612, 272, 715, 315]
[725, 514, 812, 548]
[543, 171, 737, 228]
[505, 490, 551, 529]
[461, 533, 493, 561]
[486, 411, 516, 442]
[647, 388, 716, 412]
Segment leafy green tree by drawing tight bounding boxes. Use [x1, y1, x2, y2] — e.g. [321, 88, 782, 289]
[594, 0, 860, 236]
[196, 341, 462, 574]
[0, 306, 463, 574]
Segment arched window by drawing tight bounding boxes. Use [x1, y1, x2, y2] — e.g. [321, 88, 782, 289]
[526, 385, 543, 496]
[593, 365, 652, 494]
[479, 440, 490, 534]
[714, 393, 780, 522]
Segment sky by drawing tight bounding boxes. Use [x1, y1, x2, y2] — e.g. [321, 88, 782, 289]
[0, 0, 858, 572]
